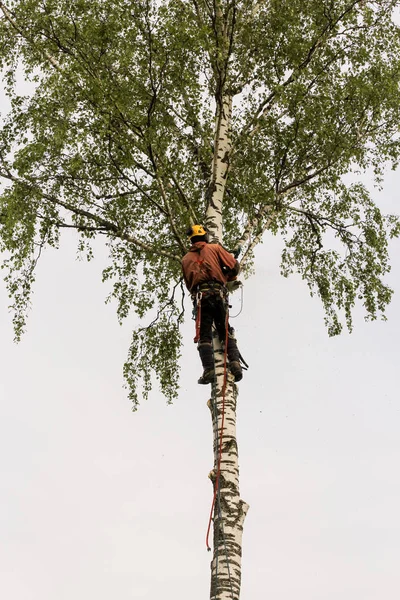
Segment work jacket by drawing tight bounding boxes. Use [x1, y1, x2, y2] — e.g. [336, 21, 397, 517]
[181, 242, 239, 293]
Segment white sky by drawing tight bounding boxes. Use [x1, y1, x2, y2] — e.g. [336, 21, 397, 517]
[1, 50, 400, 599]
[0, 166, 399, 599]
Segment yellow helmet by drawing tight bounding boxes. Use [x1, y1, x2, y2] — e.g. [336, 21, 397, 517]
[187, 224, 207, 240]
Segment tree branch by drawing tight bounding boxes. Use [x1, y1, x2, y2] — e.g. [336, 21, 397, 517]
[277, 163, 331, 195]
[0, 169, 181, 262]
[153, 166, 187, 254]
[106, 138, 169, 217]
[0, 1, 143, 142]
[0, 1, 62, 69]
[146, 136, 187, 252]
[283, 204, 363, 246]
[239, 205, 276, 268]
[232, 0, 363, 150]
[168, 171, 199, 224]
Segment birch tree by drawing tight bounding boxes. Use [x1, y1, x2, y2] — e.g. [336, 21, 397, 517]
[1, 1, 400, 598]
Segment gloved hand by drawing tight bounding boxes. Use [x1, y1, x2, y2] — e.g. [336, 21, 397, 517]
[226, 280, 242, 293]
[231, 246, 242, 259]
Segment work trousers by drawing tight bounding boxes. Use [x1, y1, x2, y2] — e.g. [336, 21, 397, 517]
[196, 291, 240, 369]
[199, 292, 229, 345]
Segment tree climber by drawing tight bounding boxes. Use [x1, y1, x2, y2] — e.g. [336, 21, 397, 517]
[182, 224, 243, 385]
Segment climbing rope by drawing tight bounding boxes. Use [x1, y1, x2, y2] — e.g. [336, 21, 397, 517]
[216, 485, 235, 600]
[205, 309, 229, 551]
[193, 291, 202, 343]
[205, 308, 236, 600]
[229, 284, 244, 319]
[210, 382, 221, 593]
[210, 391, 235, 600]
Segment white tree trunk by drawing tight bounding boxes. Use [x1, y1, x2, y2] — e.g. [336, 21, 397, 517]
[207, 338, 249, 600]
[206, 94, 232, 240]
[204, 78, 249, 598]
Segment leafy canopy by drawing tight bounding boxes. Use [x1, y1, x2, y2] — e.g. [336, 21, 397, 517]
[0, 0, 399, 407]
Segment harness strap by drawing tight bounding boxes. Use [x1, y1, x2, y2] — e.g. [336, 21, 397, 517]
[193, 281, 227, 343]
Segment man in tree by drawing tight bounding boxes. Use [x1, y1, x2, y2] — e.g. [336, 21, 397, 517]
[182, 224, 243, 384]
[1, 1, 400, 598]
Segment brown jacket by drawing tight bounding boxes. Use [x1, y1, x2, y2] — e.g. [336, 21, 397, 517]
[181, 242, 239, 292]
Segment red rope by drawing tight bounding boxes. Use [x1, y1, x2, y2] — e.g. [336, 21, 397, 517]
[194, 293, 202, 343]
[206, 310, 230, 551]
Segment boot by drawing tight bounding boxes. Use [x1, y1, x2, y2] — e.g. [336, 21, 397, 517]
[198, 343, 215, 385]
[229, 361, 243, 382]
[227, 335, 243, 382]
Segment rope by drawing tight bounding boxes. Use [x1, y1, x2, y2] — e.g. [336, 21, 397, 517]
[211, 389, 220, 591]
[205, 309, 229, 551]
[205, 308, 235, 600]
[210, 359, 235, 600]
[230, 284, 244, 319]
[193, 292, 202, 343]
[216, 486, 235, 600]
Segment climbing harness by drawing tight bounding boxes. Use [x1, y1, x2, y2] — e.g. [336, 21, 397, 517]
[192, 282, 227, 343]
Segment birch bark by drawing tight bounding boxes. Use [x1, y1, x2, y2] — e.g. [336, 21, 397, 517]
[207, 339, 249, 600]
[205, 83, 249, 598]
[205, 94, 232, 241]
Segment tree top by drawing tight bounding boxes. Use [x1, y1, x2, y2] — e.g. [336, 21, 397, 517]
[0, 0, 399, 406]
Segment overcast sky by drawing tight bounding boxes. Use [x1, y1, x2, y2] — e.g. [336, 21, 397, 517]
[1, 162, 399, 600]
[1, 50, 400, 600]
